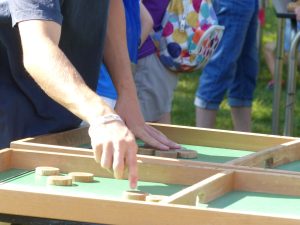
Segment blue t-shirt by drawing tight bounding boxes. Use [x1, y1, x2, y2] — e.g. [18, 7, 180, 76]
[96, 0, 141, 100]
[0, 0, 109, 148]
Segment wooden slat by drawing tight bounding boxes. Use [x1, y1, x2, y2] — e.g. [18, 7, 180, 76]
[162, 171, 234, 205]
[9, 149, 218, 185]
[228, 139, 300, 168]
[11, 123, 298, 152]
[11, 126, 89, 147]
[234, 170, 300, 197]
[10, 142, 93, 155]
[149, 123, 297, 151]
[0, 149, 12, 172]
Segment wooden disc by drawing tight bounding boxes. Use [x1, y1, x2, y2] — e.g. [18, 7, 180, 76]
[137, 147, 155, 156]
[68, 172, 94, 182]
[146, 195, 166, 203]
[47, 176, 73, 186]
[35, 166, 60, 176]
[155, 150, 178, 158]
[122, 190, 149, 201]
[176, 149, 198, 159]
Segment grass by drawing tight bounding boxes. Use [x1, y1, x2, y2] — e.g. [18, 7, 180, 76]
[171, 2, 300, 137]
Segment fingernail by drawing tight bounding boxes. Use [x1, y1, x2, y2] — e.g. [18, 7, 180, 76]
[130, 177, 138, 189]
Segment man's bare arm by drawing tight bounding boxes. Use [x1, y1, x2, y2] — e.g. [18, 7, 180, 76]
[18, 19, 138, 189]
[18, 20, 112, 123]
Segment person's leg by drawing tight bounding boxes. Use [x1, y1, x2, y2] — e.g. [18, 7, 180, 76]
[195, 0, 247, 129]
[134, 54, 178, 123]
[196, 108, 217, 128]
[228, 0, 259, 132]
[231, 107, 252, 132]
[263, 42, 276, 89]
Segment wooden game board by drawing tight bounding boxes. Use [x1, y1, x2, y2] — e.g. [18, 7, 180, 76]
[1, 148, 300, 225]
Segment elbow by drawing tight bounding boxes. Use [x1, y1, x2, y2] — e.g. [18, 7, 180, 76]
[22, 43, 51, 77]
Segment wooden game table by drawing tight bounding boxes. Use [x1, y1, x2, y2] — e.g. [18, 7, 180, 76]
[1, 148, 300, 225]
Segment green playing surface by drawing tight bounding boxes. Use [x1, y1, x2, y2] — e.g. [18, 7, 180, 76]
[275, 161, 300, 172]
[177, 144, 253, 163]
[197, 191, 300, 217]
[0, 169, 186, 199]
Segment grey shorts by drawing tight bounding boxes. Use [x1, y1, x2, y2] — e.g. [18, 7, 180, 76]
[134, 53, 179, 122]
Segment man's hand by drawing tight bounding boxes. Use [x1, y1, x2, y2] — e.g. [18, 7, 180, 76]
[88, 117, 138, 189]
[115, 94, 180, 150]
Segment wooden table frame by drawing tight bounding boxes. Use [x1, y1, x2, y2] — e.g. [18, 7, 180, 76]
[10, 123, 300, 170]
[1, 148, 300, 225]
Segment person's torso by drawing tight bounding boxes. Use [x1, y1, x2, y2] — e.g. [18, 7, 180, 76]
[97, 0, 141, 99]
[0, 0, 109, 146]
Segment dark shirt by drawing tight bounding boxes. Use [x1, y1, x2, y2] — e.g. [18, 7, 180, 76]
[0, 0, 109, 148]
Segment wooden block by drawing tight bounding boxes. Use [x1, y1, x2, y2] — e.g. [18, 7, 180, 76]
[122, 190, 149, 201]
[176, 148, 198, 159]
[137, 147, 155, 156]
[68, 172, 94, 182]
[287, 1, 300, 12]
[35, 166, 60, 176]
[155, 150, 178, 158]
[47, 175, 73, 186]
[145, 194, 166, 203]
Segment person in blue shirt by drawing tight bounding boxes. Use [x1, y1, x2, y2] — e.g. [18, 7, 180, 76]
[97, 0, 153, 108]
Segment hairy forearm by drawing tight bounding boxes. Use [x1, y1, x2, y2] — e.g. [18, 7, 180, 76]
[19, 21, 113, 123]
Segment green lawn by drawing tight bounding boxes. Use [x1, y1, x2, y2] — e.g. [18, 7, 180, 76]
[171, 2, 300, 137]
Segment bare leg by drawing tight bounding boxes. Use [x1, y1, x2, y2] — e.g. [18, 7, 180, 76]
[231, 107, 252, 132]
[263, 42, 276, 80]
[196, 107, 217, 128]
